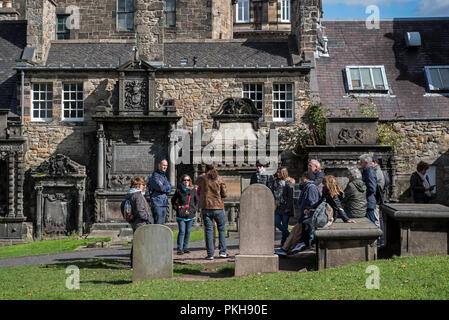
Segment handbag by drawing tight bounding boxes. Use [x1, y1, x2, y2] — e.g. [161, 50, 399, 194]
[178, 194, 191, 218]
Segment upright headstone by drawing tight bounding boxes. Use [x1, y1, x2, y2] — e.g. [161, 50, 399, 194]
[132, 224, 173, 282]
[235, 184, 278, 277]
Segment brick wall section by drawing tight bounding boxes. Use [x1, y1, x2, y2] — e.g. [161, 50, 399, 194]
[165, 0, 212, 40]
[212, 0, 233, 40]
[291, 0, 321, 60]
[55, 0, 135, 40]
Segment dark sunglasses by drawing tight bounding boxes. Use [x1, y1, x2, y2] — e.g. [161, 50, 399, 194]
[183, 179, 191, 182]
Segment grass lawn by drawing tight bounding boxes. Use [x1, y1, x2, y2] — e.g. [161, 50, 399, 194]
[0, 237, 110, 259]
[1, 255, 449, 300]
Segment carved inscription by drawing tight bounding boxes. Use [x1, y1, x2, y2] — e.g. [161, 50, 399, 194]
[112, 144, 155, 174]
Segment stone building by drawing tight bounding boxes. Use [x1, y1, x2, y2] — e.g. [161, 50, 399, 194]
[0, 0, 448, 241]
[0, 0, 320, 240]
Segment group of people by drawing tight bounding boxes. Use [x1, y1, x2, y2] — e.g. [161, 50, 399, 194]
[252, 155, 390, 256]
[123, 155, 435, 266]
[123, 159, 229, 267]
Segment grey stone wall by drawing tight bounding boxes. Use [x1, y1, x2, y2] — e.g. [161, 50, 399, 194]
[54, 0, 136, 40]
[391, 120, 449, 205]
[165, 0, 212, 40]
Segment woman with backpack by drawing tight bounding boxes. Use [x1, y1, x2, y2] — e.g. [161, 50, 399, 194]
[273, 167, 295, 247]
[121, 177, 153, 269]
[171, 174, 199, 255]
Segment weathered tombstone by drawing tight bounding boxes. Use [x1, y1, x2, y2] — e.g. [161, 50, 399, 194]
[235, 184, 278, 277]
[132, 224, 173, 282]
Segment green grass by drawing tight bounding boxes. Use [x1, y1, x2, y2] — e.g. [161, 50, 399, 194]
[1, 255, 449, 300]
[0, 237, 110, 259]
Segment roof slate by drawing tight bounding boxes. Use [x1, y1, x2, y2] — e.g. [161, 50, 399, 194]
[164, 41, 292, 67]
[45, 42, 135, 68]
[0, 21, 27, 113]
[315, 19, 449, 120]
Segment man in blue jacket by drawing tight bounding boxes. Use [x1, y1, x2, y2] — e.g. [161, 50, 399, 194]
[360, 154, 378, 226]
[147, 159, 172, 224]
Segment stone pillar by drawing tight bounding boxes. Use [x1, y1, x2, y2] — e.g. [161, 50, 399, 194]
[26, 0, 56, 64]
[135, 0, 164, 62]
[7, 152, 15, 218]
[97, 126, 105, 190]
[169, 123, 176, 188]
[16, 151, 24, 218]
[291, 0, 322, 63]
[77, 185, 84, 236]
[35, 185, 43, 240]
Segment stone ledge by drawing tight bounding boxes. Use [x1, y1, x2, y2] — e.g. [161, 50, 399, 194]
[382, 203, 449, 220]
[314, 218, 382, 240]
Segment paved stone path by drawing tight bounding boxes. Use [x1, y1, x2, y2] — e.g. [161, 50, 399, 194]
[0, 233, 317, 274]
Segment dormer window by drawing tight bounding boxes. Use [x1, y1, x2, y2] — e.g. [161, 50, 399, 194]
[425, 66, 449, 92]
[345, 66, 389, 92]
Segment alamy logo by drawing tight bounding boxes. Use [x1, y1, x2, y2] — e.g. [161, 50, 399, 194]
[65, 265, 80, 290]
[170, 121, 279, 167]
[366, 5, 380, 30]
[365, 265, 380, 289]
[65, 6, 80, 30]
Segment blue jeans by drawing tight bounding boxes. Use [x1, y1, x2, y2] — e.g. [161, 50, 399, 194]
[275, 214, 290, 244]
[366, 209, 376, 225]
[151, 205, 167, 224]
[202, 209, 227, 258]
[177, 219, 194, 252]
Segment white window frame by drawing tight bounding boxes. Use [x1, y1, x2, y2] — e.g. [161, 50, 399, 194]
[272, 83, 294, 122]
[242, 83, 264, 121]
[236, 0, 250, 23]
[425, 66, 449, 92]
[31, 83, 53, 122]
[62, 83, 84, 122]
[345, 66, 389, 92]
[281, 0, 290, 23]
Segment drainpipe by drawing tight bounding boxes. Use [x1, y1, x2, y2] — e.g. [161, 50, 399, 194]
[21, 70, 25, 127]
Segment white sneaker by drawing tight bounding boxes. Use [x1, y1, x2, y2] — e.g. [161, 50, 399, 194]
[219, 253, 228, 258]
[274, 249, 288, 256]
[292, 242, 306, 253]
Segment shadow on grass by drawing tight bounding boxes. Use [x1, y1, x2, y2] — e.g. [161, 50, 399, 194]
[40, 259, 130, 270]
[81, 280, 132, 285]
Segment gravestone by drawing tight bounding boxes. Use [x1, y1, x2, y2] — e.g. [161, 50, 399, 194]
[132, 224, 173, 282]
[235, 184, 278, 277]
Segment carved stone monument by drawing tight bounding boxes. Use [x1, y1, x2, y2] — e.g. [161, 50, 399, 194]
[92, 59, 180, 232]
[307, 117, 395, 201]
[235, 184, 278, 276]
[32, 154, 86, 239]
[0, 109, 29, 242]
[132, 224, 173, 282]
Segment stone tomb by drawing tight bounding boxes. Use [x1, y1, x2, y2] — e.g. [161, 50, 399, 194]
[314, 218, 382, 270]
[235, 184, 278, 277]
[381, 203, 449, 257]
[132, 224, 173, 282]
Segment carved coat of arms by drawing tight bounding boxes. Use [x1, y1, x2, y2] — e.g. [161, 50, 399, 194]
[125, 80, 147, 110]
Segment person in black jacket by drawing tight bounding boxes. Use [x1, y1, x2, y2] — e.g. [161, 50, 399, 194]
[273, 167, 295, 246]
[410, 161, 434, 203]
[121, 177, 153, 269]
[250, 160, 274, 192]
[171, 174, 199, 255]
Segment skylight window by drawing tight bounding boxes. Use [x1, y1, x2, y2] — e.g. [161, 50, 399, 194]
[345, 66, 389, 92]
[425, 66, 449, 92]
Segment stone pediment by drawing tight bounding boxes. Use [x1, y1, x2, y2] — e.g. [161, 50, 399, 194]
[117, 60, 157, 72]
[32, 154, 86, 178]
[211, 98, 262, 119]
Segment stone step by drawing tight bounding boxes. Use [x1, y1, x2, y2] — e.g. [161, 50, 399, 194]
[90, 222, 130, 231]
